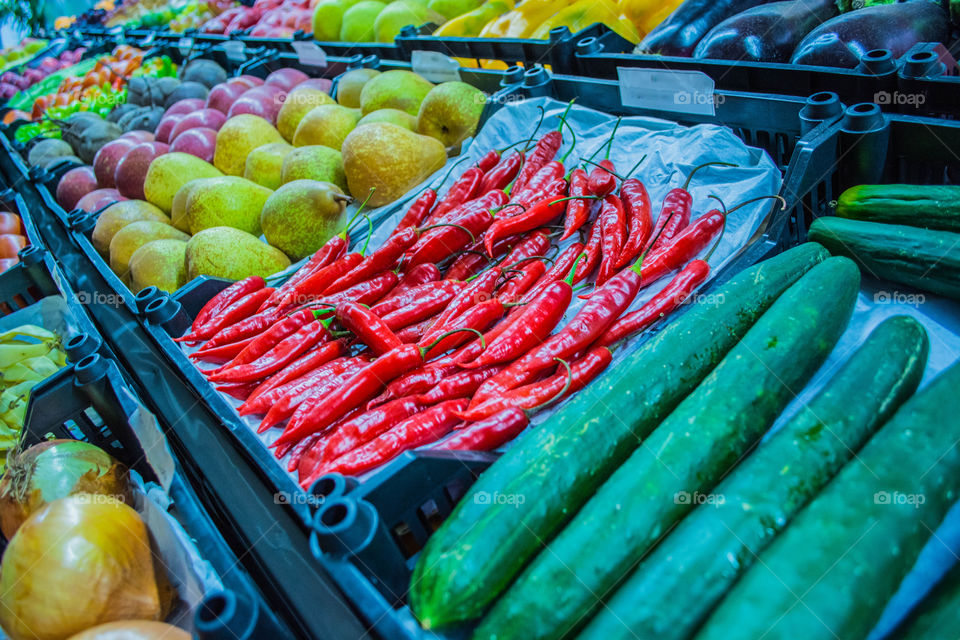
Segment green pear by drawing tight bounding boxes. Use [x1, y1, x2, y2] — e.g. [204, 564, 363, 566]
[417, 81, 486, 147]
[281, 146, 348, 192]
[336, 68, 380, 108]
[342, 123, 446, 207]
[427, 0, 481, 20]
[245, 142, 295, 190]
[358, 108, 418, 131]
[171, 178, 210, 232]
[340, 1, 387, 42]
[214, 114, 285, 177]
[374, 0, 445, 43]
[185, 176, 274, 236]
[186, 227, 291, 281]
[109, 220, 190, 282]
[261, 180, 350, 260]
[359, 69, 434, 116]
[313, 0, 350, 41]
[91, 200, 171, 255]
[144, 152, 222, 213]
[292, 104, 361, 149]
[276, 88, 336, 142]
[129, 239, 188, 294]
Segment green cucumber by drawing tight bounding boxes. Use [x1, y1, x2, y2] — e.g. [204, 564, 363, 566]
[694, 358, 960, 640]
[809, 216, 960, 300]
[409, 243, 830, 629]
[837, 184, 960, 232]
[899, 562, 960, 640]
[578, 314, 929, 640]
[473, 257, 860, 640]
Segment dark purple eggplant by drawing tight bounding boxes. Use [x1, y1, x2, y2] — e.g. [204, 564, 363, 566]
[638, 0, 776, 57]
[791, 0, 950, 68]
[693, 0, 838, 62]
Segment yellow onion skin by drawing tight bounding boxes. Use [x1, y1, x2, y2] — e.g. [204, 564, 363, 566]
[0, 495, 163, 640]
[66, 620, 190, 640]
[0, 440, 134, 540]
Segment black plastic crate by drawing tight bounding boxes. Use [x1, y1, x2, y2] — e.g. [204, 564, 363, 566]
[566, 30, 960, 121]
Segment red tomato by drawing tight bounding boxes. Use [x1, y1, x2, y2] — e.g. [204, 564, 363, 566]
[0, 235, 27, 259]
[0, 214, 21, 236]
[0, 258, 18, 273]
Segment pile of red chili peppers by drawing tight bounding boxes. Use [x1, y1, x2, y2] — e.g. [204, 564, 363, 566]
[177, 106, 767, 487]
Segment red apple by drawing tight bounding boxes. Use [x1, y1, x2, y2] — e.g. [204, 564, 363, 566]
[170, 109, 228, 141]
[154, 114, 185, 144]
[165, 98, 206, 117]
[227, 84, 286, 124]
[121, 130, 156, 143]
[234, 75, 265, 89]
[93, 138, 137, 188]
[76, 188, 125, 213]
[205, 80, 251, 114]
[114, 142, 170, 200]
[265, 67, 309, 91]
[170, 127, 217, 163]
[293, 78, 332, 94]
[56, 166, 99, 210]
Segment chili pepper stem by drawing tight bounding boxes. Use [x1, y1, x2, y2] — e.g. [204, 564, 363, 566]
[680, 161, 738, 191]
[417, 222, 477, 245]
[346, 188, 376, 231]
[527, 358, 574, 412]
[602, 117, 621, 160]
[623, 155, 647, 179]
[630, 211, 677, 276]
[423, 328, 486, 354]
[522, 105, 546, 153]
[582, 158, 628, 182]
[503, 255, 555, 270]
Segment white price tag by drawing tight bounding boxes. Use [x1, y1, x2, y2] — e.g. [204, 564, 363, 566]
[292, 41, 327, 68]
[178, 37, 194, 56]
[141, 31, 155, 45]
[411, 50, 461, 84]
[223, 40, 245, 62]
[617, 68, 718, 116]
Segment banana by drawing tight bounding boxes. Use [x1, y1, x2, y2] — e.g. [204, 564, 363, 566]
[0, 342, 56, 368]
[0, 325, 56, 343]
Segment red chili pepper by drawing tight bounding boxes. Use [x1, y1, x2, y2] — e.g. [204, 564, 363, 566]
[371, 281, 462, 318]
[423, 267, 501, 342]
[371, 362, 459, 410]
[321, 400, 467, 476]
[429, 167, 485, 222]
[393, 189, 437, 233]
[428, 190, 508, 228]
[185, 287, 274, 343]
[215, 381, 258, 401]
[191, 336, 256, 364]
[443, 244, 500, 281]
[275, 343, 431, 446]
[573, 217, 603, 284]
[511, 161, 565, 204]
[599, 259, 710, 347]
[197, 298, 283, 350]
[500, 176, 567, 219]
[521, 242, 584, 305]
[243, 339, 347, 410]
[596, 193, 627, 285]
[480, 151, 522, 193]
[477, 149, 500, 173]
[560, 168, 591, 240]
[380, 263, 441, 301]
[434, 408, 529, 451]
[299, 396, 423, 484]
[417, 364, 506, 405]
[615, 178, 653, 268]
[408, 194, 506, 267]
[215, 308, 318, 374]
[309, 271, 399, 309]
[280, 253, 363, 308]
[463, 264, 575, 369]
[326, 228, 417, 295]
[287, 433, 322, 472]
[211, 319, 331, 384]
[421, 299, 504, 360]
[335, 301, 402, 355]
[497, 259, 546, 303]
[263, 233, 347, 309]
[258, 356, 368, 431]
[633, 210, 724, 285]
[240, 349, 350, 416]
[396, 318, 436, 343]
[380, 285, 461, 331]
[461, 347, 612, 420]
[484, 195, 581, 257]
[501, 230, 551, 267]
[587, 159, 617, 196]
[513, 131, 562, 193]
[181, 276, 265, 340]
[645, 161, 733, 253]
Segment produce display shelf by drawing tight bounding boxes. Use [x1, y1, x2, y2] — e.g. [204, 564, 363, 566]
[569, 30, 960, 121]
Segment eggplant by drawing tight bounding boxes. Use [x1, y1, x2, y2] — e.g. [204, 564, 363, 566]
[792, 0, 950, 68]
[693, 0, 838, 62]
[638, 0, 776, 57]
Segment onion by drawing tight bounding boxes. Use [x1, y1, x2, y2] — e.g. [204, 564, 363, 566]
[0, 440, 134, 539]
[0, 495, 170, 640]
[66, 621, 190, 640]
